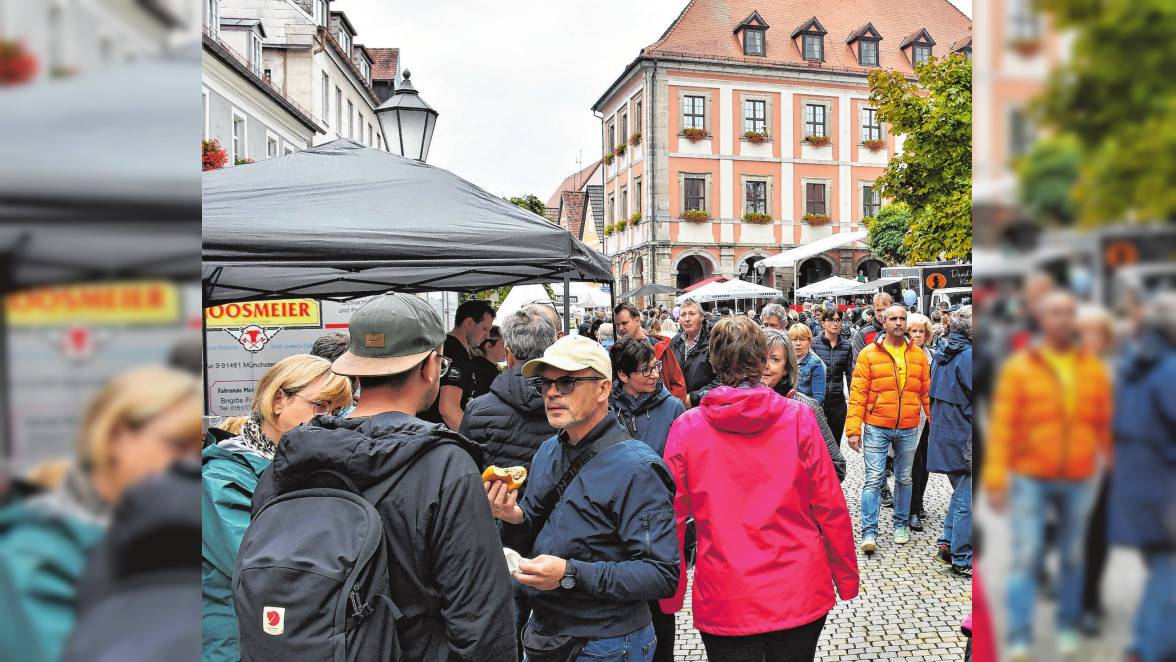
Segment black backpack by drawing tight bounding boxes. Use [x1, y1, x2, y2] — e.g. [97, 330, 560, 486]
[232, 442, 451, 662]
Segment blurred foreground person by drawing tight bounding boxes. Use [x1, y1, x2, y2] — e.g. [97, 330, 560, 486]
[986, 292, 1112, 660]
[1108, 293, 1176, 662]
[0, 366, 201, 661]
[201, 354, 352, 662]
[761, 329, 847, 482]
[488, 336, 679, 661]
[661, 317, 857, 661]
[927, 306, 973, 578]
[240, 294, 515, 661]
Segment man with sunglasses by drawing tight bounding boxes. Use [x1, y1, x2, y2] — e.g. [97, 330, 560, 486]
[253, 294, 515, 661]
[487, 335, 679, 661]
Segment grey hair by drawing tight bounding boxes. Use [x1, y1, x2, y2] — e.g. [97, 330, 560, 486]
[873, 292, 894, 306]
[501, 309, 558, 363]
[1144, 293, 1176, 341]
[521, 302, 562, 334]
[678, 298, 703, 315]
[761, 303, 788, 324]
[949, 305, 973, 338]
[762, 328, 799, 392]
[597, 323, 615, 342]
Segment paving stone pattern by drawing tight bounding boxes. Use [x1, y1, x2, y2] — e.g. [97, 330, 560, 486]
[672, 438, 972, 661]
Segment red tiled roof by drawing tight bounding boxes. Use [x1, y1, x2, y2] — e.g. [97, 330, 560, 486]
[368, 47, 399, 80]
[559, 191, 588, 240]
[641, 0, 971, 75]
[545, 160, 602, 209]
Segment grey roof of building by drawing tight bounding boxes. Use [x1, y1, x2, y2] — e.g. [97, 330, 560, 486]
[587, 184, 605, 237]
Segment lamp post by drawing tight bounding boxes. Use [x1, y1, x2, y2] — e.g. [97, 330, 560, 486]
[375, 69, 438, 162]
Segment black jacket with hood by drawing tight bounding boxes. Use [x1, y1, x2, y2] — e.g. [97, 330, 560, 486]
[251, 412, 515, 662]
[460, 366, 556, 492]
[669, 318, 721, 406]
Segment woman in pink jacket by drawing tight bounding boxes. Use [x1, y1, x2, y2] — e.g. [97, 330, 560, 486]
[662, 317, 859, 660]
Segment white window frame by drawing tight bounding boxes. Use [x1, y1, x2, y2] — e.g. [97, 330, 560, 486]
[678, 172, 713, 214]
[250, 32, 263, 74]
[266, 131, 279, 159]
[205, 0, 220, 38]
[284, 145, 295, 156]
[339, 30, 350, 55]
[202, 86, 210, 139]
[800, 177, 833, 218]
[860, 180, 881, 219]
[313, 0, 327, 27]
[861, 107, 882, 142]
[321, 72, 330, 126]
[347, 100, 354, 139]
[230, 108, 247, 165]
[335, 86, 342, 136]
[741, 175, 773, 217]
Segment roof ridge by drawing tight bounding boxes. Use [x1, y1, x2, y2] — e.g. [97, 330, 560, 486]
[643, 0, 703, 54]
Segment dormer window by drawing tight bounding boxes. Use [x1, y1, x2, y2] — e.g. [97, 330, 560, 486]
[791, 17, 827, 63]
[313, 0, 327, 27]
[847, 23, 883, 67]
[900, 29, 936, 68]
[734, 11, 770, 57]
[205, 0, 220, 38]
[250, 32, 262, 72]
[339, 30, 350, 54]
[913, 44, 932, 65]
[860, 39, 878, 66]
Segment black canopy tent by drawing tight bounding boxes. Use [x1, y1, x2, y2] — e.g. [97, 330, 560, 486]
[617, 283, 680, 299]
[202, 139, 614, 329]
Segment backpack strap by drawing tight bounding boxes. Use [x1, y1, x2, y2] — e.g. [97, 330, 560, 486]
[533, 426, 629, 530]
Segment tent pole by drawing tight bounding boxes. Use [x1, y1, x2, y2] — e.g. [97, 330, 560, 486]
[609, 281, 616, 325]
[562, 276, 571, 335]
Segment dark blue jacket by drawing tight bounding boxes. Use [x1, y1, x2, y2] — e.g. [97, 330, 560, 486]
[927, 334, 973, 474]
[1109, 332, 1176, 549]
[610, 383, 685, 457]
[503, 414, 679, 639]
[813, 332, 852, 405]
[669, 318, 721, 406]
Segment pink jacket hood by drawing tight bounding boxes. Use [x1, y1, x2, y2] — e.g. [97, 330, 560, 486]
[698, 385, 786, 434]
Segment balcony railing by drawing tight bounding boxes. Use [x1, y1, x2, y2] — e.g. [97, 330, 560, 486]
[203, 23, 323, 129]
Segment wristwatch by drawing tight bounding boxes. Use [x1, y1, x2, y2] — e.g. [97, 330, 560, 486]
[559, 562, 576, 589]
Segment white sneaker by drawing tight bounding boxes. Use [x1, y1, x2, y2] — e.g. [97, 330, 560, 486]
[1058, 629, 1081, 656]
[1007, 644, 1031, 662]
[861, 535, 878, 553]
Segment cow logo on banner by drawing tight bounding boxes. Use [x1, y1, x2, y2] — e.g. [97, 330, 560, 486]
[225, 325, 281, 352]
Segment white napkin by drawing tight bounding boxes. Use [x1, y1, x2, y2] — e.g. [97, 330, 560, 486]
[503, 548, 525, 574]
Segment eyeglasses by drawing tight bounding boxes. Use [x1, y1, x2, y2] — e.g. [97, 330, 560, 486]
[639, 361, 663, 377]
[824, 318, 843, 324]
[288, 392, 344, 416]
[438, 354, 452, 375]
[528, 375, 605, 396]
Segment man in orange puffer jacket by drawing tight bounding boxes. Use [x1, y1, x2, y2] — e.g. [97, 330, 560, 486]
[847, 305, 931, 552]
[983, 291, 1111, 660]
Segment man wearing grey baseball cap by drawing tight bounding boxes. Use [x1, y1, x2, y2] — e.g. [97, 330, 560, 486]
[486, 335, 680, 661]
[251, 293, 515, 661]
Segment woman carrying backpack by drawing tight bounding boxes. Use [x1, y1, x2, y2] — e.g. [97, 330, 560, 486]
[201, 355, 352, 662]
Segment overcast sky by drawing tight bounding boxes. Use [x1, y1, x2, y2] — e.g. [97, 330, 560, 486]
[336, 0, 972, 203]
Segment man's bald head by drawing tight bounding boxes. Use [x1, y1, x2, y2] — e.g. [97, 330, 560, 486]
[1037, 290, 1077, 347]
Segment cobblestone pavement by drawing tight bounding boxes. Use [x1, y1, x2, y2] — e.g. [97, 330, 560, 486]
[672, 438, 972, 661]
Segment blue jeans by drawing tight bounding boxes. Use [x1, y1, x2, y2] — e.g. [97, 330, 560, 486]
[524, 623, 657, 662]
[861, 423, 920, 538]
[1134, 549, 1176, 662]
[936, 472, 972, 567]
[1006, 475, 1097, 647]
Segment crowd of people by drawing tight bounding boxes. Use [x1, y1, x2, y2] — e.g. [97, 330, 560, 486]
[189, 287, 977, 662]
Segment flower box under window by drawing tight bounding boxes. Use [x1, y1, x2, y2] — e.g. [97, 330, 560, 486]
[804, 135, 831, 147]
[683, 128, 710, 143]
[604, 153, 614, 165]
[616, 218, 628, 231]
[630, 212, 642, 225]
[604, 224, 616, 236]
[681, 209, 710, 223]
[743, 212, 773, 224]
[614, 143, 627, 156]
[744, 132, 770, 145]
[630, 132, 642, 146]
[203, 139, 228, 171]
[803, 213, 831, 226]
[862, 138, 886, 153]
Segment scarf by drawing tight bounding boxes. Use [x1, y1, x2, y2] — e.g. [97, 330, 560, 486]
[237, 417, 278, 460]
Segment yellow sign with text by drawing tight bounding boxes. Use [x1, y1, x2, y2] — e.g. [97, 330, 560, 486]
[205, 299, 321, 328]
[6, 281, 181, 327]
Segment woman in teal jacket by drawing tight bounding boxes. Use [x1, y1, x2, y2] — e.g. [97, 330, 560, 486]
[201, 354, 352, 662]
[0, 366, 203, 661]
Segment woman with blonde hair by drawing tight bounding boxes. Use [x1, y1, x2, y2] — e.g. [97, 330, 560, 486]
[0, 365, 202, 661]
[202, 354, 352, 662]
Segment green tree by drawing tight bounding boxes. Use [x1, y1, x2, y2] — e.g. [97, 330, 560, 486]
[1016, 134, 1083, 226]
[868, 53, 972, 261]
[507, 194, 551, 220]
[866, 203, 913, 264]
[1034, 0, 1176, 225]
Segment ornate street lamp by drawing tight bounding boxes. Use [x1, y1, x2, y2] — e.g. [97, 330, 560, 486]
[375, 69, 438, 162]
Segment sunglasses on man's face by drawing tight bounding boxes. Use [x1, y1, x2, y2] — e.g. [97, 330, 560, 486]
[528, 375, 605, 396]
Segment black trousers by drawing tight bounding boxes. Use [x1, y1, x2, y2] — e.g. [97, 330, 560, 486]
[699, 614, 828, 662]
[823, 400, 847, 445]
[649, 601, 676, 662]
[910, 422, 930, 517]
[1082, 473, 1111, 615]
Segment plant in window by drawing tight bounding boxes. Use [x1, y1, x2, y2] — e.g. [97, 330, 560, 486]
[1009, 37, 1043, 56]
[742, 212, 773, 224]
[603, 153, 615, 165]
[202, 138, 228, 171]
[862, 138, 887, 152]
[630, 212, 642, 225]
[630, 132, 642, 146]
[683, 128, 710, 143]
[681, 209, 710, 223]
[744, 131, 770, 145]
[614, 143, 627, 156]
[0, 40, 37, 86]
[804, 135, 831, 147]
[802, 213, 831, 226]
[604, 223, 615, 236]
[234, 157, 256, 165]
[616, 218, 628, 231]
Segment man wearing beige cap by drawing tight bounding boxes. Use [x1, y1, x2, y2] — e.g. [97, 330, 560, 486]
[486, 335, 679, 660]
[252, 293, 514, 662]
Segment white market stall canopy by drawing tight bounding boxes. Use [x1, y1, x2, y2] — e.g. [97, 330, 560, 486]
[760, 230, 870, 268]
[793, 276, 860, 298]
[676, 278, 782, 304]
[840, 276, 906, 295]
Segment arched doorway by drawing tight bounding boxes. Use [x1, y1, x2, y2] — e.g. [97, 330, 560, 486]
[857, 259, 885, 281]
[798, 256, 833, 287]
[676, 255, 711, 290]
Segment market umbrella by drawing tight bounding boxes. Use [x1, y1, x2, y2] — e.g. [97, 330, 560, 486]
[202, 140, 612, 304]
[617, 283, 679, 300]
[794, 276, 861, 299]
[675, 279, 782, 304]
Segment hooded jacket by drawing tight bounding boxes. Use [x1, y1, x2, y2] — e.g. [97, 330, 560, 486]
[927, 334, 973, 474]
[460, 365, 557, 491]
[669, 318, 721, 406]
[201, 440, 272, 662]
[660, 385, 859, 635]
[769, 383, 847, 482]
[251, 412, 515, 662]
[1109, 332, 1176, 549]
[611, 382, 686, 457]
